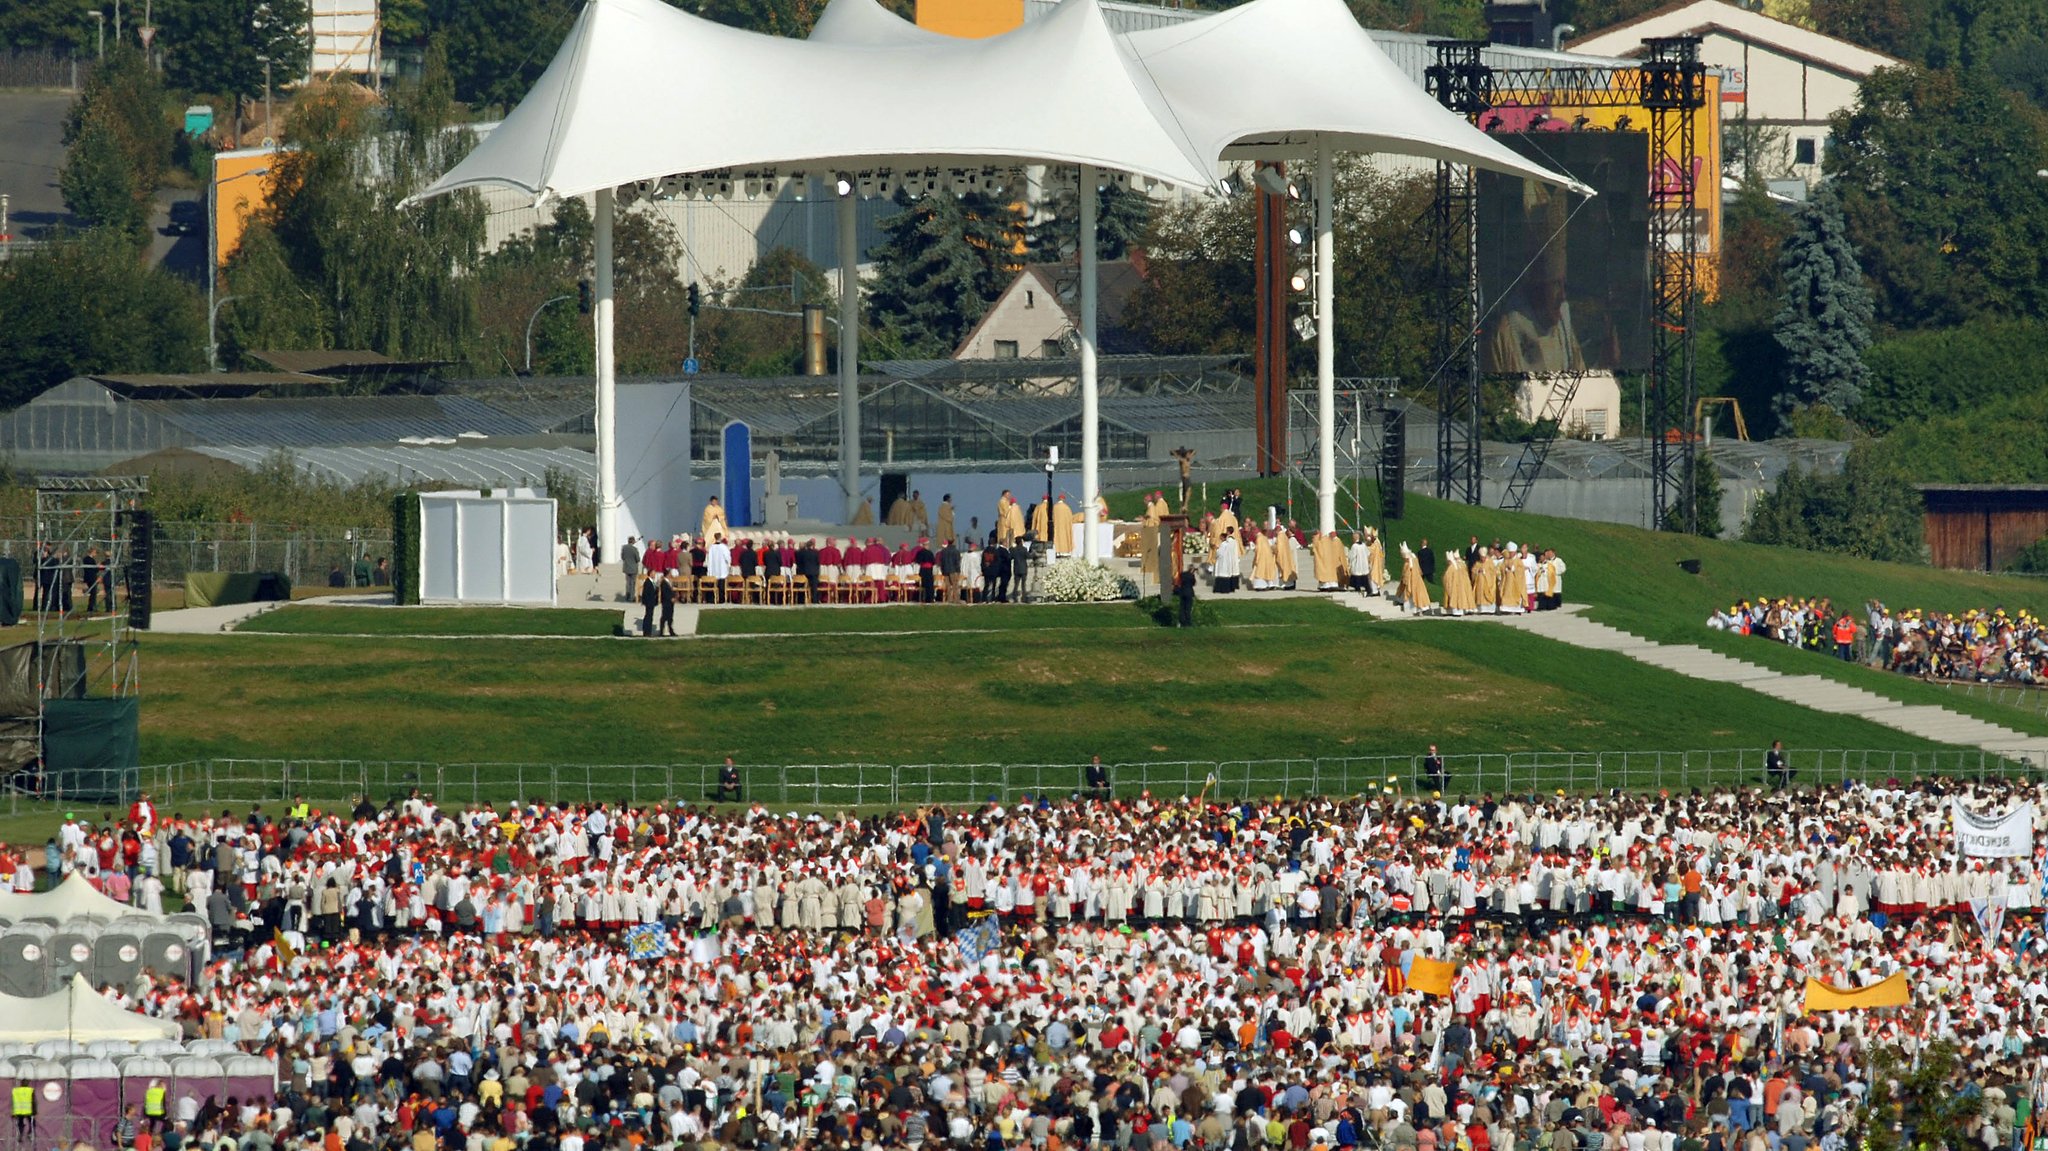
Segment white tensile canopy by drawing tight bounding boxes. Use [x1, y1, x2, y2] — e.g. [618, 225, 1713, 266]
[810, 0, 1593, 536]
[0, 874, 166, 924]
[0, 976, 179, 1044]
[411, 0, 1584, 553]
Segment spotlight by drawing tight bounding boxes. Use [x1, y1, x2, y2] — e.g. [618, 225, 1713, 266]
[1292, 314, 1316, 341]
[1289, 269, 1311, 292]
[1253, 167, 1293, 198]
[745, 175, 766, 199]
[1615, 114, 1633, 130]
[677, 177, 699, 198]
[1217, 176, 1237, 197]
[835, 173, 854, 197]
[712, 175, 735, 200]
[858, 171, 878, 198]
[1287, 226, 1306, 246]
[875, 170, 896, 197]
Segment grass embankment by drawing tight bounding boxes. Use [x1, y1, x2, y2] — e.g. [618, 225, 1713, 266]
[1112, 479, 2048, 734]
[133, 598, 1935, 766]
[239, 605, 621, 637]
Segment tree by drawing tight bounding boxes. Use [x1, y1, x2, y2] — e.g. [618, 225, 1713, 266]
[428, 0, 578, 109]
[0, 0, 94, 54]
[696, 247, 838, 377]
[866, 189, 1022, 358]
[0, 229, 206, 407]
[62, 48, 172, 202]
[60, 104, 150, 243]
[1857, 315, 2048, 434]
[1029, 182, 1153, 263]
[1743, 445, 1925, 562]
[221, 51, 488, 367]
[1857, 1042, 1982, 1151]
[1826, 66, 2048, 329]
[1772, 181, 1874, 418]
[160, 0, 312, 104]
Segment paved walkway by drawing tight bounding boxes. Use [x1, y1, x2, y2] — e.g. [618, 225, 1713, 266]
[1329, 591, 2048, 759]
[148, 601, 283, 634]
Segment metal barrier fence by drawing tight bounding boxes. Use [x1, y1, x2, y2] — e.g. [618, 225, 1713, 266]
[1940, 680, 2048, 719]
[86, 747, 2047, 813]
[0, 50, 76, 90]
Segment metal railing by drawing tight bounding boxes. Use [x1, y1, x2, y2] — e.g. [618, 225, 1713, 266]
[67, 747, 2046, 814]
[0, 50, 77, 90]
[1940, 680, 2048, 719]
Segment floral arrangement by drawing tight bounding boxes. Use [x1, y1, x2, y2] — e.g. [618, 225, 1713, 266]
[1179, 532, 1212, 562]
[1040, 559, 1140, 603]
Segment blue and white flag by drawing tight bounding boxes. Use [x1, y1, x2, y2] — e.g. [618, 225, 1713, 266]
[623, 923, 671, 961]
[957, 914, 1001, 966]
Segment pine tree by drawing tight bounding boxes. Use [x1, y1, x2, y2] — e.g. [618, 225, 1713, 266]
[1772, 181, 1875, 419]
[866, 189, 1015, 357]
[1028, 181, 1154, 263]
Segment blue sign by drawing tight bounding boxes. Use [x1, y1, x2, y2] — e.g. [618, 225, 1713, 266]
[683, 357, 700, 375]
[723, 421, 753, 528]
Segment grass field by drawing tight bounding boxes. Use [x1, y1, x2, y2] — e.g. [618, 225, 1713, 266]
[1113, 479, 2048, 733]
[117, 596, 1941, 769]
[238, 605, 622, 637]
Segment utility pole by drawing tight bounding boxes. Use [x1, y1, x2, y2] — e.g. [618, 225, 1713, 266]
[263, 60, 273, 139]
[89, 12, 104, 60]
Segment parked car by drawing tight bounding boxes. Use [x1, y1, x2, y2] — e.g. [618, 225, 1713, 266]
[165, 200, 203, 236]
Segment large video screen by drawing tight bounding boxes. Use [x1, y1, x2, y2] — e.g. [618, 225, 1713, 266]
[1477, 131, 1652, 375]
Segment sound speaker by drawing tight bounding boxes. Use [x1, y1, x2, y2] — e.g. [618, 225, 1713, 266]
[125, 510, 153, 630]
[1379, 408, 1406, 521]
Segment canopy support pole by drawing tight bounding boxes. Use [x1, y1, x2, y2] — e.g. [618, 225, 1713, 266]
[594, 186, 619, 567]
[1080, 164, 1100, 565]
[838, 187, 860, 523]
[1315, 136, 1336, 536]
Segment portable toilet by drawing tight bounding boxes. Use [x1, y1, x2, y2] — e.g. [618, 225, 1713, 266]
[220, 1054, 277, 1105]
[62, 1055, 122, 1148]
[118, 1056, 175, 1129]
[14, 1056, 71, 1151]
[168, 1055, 224, 1122]
[183, 106, 213, 136]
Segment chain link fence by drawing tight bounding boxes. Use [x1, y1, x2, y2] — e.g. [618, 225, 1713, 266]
[0, 50, 77, 89]
[71, 747, 2044, 815]
[0, 520, 393, 588]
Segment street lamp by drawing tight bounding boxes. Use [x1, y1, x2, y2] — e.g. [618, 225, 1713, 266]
[206, 164, 269, 371]
[88, 11, 103, 60]
[523, 293, 573, 373]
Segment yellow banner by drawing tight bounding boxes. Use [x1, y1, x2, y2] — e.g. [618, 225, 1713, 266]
[273, 929, 297, 969]
[1409, 956, 1457, 997]
[1803, 972, 1908, 1012]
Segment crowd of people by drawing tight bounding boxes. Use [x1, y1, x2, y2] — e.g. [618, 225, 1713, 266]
[10, 772, 2048, 1151]
[1708, 598, 2048, 684]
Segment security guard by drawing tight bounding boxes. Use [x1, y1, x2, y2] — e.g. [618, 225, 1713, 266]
[288, 795, 311, 821]
[715, 758, 742, 803]
[12, 1080, 33, 1140]
[143, 1079, 167, 1132]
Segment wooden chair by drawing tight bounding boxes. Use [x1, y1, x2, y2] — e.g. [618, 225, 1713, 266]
[744, 575, 766, 604]
[697, 575, 720, 604]
[790, 575, 810, 605]
[726, 576, 748, 604]
[765, 575, 790, 605]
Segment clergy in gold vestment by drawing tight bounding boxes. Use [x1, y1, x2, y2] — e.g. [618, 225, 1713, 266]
[1051, 497, 1075, 555]
[1397, 542, 1433, 612]
[884, 496, 914, 527]
[1029, 500, 1050, 543]
[935, 496, 955, 544]
[1367, 530, 1389, 591]
[1208, 505, 1239, 554]
[996, 492, 1025, 544]
[1250, 530, 1279, 590]
[1472, 547, 1496, 612]
[851, 498, 875, 525]
[1311, 532, 1344, 590]
[1274, 529, 1298, 587]
[1442, 552, 1476, 615]
[700, 498, 730, 544]
[1144, 493, 1170, 525]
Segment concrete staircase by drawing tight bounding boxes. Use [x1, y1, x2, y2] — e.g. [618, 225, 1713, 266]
[1501, 608, 2048, 759]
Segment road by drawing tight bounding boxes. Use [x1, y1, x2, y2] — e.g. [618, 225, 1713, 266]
[0, 88, 205, 277]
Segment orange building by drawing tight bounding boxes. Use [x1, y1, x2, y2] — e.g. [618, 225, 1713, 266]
[210, 145, 286, 269]
[914, 0, 1023, 37]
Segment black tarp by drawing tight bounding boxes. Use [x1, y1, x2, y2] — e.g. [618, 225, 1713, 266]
[44, 698, 138, 803]
[0, 558, 20, 627]
[0, 641, 85, 717]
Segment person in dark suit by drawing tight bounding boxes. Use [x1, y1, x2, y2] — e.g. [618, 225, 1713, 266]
[1008, 538, 1031, 602]
[796, 539, 821, 591]
[716, 758, 742, 803]
[983, 537, 1011, 603]
[658, 571, 678, 636]
[638, 572, 659, 637]
[1417, 538, 1436, 584]
[937, 539, 962, 602]
[1767, 740, 1791, 790]
[914, 538, 937, 603]
[1175, 569, 1197, 627]
[1422, 744, 1448, 792]
[1084, 756, 1111, 799]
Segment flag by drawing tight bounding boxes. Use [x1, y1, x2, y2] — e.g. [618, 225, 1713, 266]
[958, 912, 1001, 966]
[273, 929, 296, 969]
[1802, 972, 1909, 1012]
[623, 924, 671, 961]
[1971, 896, 2008, 941]
[1408, 956, 1457, 997]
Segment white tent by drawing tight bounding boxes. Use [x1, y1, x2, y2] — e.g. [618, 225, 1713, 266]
[0, 875, 165, 924]
[809, 0, 1595, 535]
[0, 976, 179, 1044]
[412, 0, 1585, 554]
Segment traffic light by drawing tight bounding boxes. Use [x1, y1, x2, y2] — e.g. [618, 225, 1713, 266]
[577, 279, 592, 314]
[688, 282, 702, 317]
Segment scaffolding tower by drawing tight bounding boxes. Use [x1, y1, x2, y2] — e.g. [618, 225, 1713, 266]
[1426, 40, 1491, 508]
[33, 478, 145, 730]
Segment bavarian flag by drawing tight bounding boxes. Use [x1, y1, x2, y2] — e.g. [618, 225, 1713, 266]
[1408, 956, 1457, 997]
[958, 911, 1001, 966]
[622, 923, 671, 961]
[1803, 972, 1909, 1012]
[273, 929, 297, 969]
